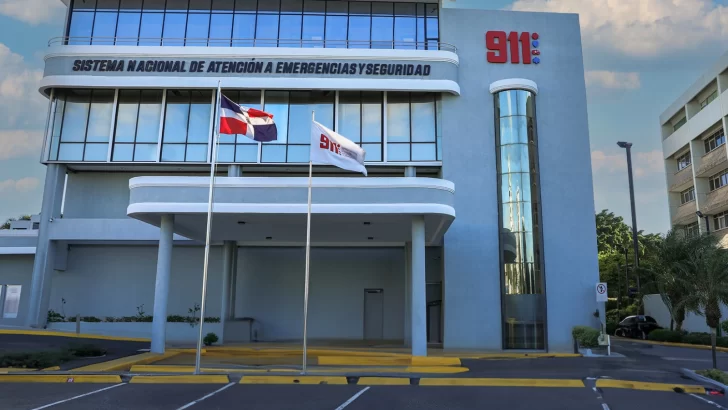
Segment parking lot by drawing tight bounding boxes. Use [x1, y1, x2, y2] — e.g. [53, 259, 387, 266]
[1, 382, 726, 410]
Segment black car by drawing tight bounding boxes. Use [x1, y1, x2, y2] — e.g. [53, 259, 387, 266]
[614, 315, 662, 339]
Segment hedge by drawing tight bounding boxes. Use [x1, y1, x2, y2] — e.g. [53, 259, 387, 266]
[647, 329, 683, 343]
[572, 326, 600, 348]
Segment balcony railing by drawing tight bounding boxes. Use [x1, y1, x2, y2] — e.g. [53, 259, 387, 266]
[672, 201, 698, 225]
[669, 165, 693, 192]
[696, 147, 728, 177]
[48, 37, 458, 53]
[701, 186, 728, 214]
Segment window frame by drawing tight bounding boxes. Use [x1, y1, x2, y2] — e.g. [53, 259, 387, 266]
[680, 187, 695, 205]
[703, 128, 726, 154]
[676, 151, 691, 171]
[709, 169, 728, 192]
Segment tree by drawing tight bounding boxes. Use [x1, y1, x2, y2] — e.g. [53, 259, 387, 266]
[674, 233, 728, 369]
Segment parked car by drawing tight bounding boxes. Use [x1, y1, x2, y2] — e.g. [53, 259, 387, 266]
[614, 315, 662, 339]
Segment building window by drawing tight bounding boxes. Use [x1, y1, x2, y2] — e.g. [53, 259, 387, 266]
[261, 90, 335, 163]
[680, 187, 695, 204]
[339, 91, 384, 161]
[386, 92, 439, 162]
[703, 129, 726, 153]
[49, 89, 114, 162]
[684, 221, 699, 238]
[161, 90, 213, 162]
[709, 169, 728, 191]
[66, 0, 441, 49]
[714, 211, 728, 231]
[495, 88, 545, 350]
[112, 90, 163, 162]
[700, 90, 718, 110]
[676, 152, 691, 171]
[2, 285, 22, 319]
[673, 117, 687, 132]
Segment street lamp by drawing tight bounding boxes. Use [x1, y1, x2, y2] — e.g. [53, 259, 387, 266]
[696, 211, 710, 234]
[617, 141, 640, 293]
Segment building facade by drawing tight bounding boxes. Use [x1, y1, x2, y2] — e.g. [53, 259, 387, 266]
[660, 51, 728, 246]
[0, 0, 598, 354]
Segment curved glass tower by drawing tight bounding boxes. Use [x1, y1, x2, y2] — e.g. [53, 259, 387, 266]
[494, 87, 546, 350]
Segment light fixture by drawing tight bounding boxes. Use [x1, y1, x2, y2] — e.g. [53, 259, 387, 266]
[696, 211, 704, 218]
[367, 237, 374, 240]
[265, 236, 273, 240]
[363, 222, 371, 225]
[238, 221, 246, 225]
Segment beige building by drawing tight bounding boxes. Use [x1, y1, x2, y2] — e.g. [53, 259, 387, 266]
[661, 51, 728, 246]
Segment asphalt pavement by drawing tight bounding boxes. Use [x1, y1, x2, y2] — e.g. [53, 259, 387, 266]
[0, 382, 725, 410]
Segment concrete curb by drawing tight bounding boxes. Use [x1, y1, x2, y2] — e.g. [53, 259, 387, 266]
[0, 374, 122, 383]
[595, 378, 706, 394]
[614, 336, 728, 353]
[240, 375, 348, 385]
[681, 368, 728, 395]
[71, 351, 181, 372]
[129, 364, 470, 375]
[130, 375, 230, 384]
[0, 329, 149, 342]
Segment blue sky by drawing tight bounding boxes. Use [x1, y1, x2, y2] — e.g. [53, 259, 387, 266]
[1, 0, 727, 235]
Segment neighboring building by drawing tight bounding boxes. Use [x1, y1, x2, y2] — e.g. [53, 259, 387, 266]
[660, 51, 728, 246]
[0, 0, 598, 354]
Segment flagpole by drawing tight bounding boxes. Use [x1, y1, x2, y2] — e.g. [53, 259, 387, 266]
[195, 80, 222, 375]
[302, 111, 314, 374]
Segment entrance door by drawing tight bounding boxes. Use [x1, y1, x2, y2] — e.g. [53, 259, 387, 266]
[364, 289, 384, 341]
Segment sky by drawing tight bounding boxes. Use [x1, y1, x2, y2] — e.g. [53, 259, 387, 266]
[1, 0, 727, 235]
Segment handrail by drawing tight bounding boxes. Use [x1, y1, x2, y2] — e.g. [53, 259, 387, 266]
[48, 36, 457, 53]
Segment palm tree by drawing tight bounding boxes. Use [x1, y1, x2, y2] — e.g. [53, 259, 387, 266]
[674, 233, 728, 369]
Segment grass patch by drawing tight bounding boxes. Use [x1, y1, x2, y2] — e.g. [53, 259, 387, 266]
[697, 369, 728, 384]
[0, 344, 108, 369]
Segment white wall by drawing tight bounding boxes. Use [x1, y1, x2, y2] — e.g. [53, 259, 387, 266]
[644, 294, 728, 333]
[0, 255, 34, 326]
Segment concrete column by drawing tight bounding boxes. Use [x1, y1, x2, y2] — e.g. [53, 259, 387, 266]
[404, 166, 416, 177]
[228, 165, 241, 177]
[403, 242, 412, 347]
[230, 248, 238, 318]
[151, 214, 174, 353]
[411, 216, 427, 356]
[220, 241, 235, 342]
[26, 164, 66, 328]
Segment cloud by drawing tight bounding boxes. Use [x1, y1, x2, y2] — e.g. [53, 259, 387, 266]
[591, 149, 664, 178]
[0, 129, 43, 160]
[0, 0, 66, 25]
[0, 177, 40, 193]
[510, 0, 728, 57]
[585, 71, 640, 90]
[0, 43, 46, 160]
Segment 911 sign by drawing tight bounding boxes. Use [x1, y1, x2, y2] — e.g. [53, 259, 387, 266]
[486, 31, 541, 65]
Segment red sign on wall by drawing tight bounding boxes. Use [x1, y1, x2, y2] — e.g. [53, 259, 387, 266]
[486, 31, 541, 65]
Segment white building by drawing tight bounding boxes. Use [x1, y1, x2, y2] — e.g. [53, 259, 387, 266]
[660, 50, 728, 244]
[0, 0, 599, 355]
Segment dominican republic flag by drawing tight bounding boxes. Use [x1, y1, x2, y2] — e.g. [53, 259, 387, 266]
[219, 95, 277, 142]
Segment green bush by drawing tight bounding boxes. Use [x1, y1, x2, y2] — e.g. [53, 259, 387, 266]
[204, 317, 220, 323]
[80, 316, 102, 323]
[67, 344, 107, 357]
[572, 326, 600, 348]
[647, 329, 683, 343]
[683, 333, 712, 345]
[606, 321, 618, 336]
[0, 351, 72, 369]
[698, 369, 728, 384]
[167, 315, 186, 323]
[717, 337, 728, 348]
[203, 332, 219, 346]
[47, 309, 65, 323]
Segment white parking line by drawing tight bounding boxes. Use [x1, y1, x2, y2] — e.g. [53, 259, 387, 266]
[334, 387, 370, 410]
[30, 383, 127, 410]
[688, 393, 728, 409]
[175, 382, 236, 410]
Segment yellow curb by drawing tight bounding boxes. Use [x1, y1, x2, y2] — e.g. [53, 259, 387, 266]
[359, 377, 411, 385]
[130, 375, 229, 384]
[72, 351, 180, 372]
[411, 357, 461, 366]
[0, 329, 149, 342]
[130, 365, 469, 374]
[419, 378, 585, 387]
[0, 375, 122, 383]
[204, 347, 406, 357]
[241, 375, 348, 385]
[318, 356, 411, 366]
[614, 337, 728, 353]
[168, 348, 207, 355]
[0, 368, 38, 373]
[42, 366, 61, 371]
[451, 353, 582, 359]
[595, 379, 706, 393]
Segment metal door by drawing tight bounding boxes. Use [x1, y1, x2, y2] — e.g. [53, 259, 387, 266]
[364, 289, 384, 340]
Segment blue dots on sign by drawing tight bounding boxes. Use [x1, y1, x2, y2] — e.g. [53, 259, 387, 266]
[533, 57, 540, 64]
[532, 40, 539, 48]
